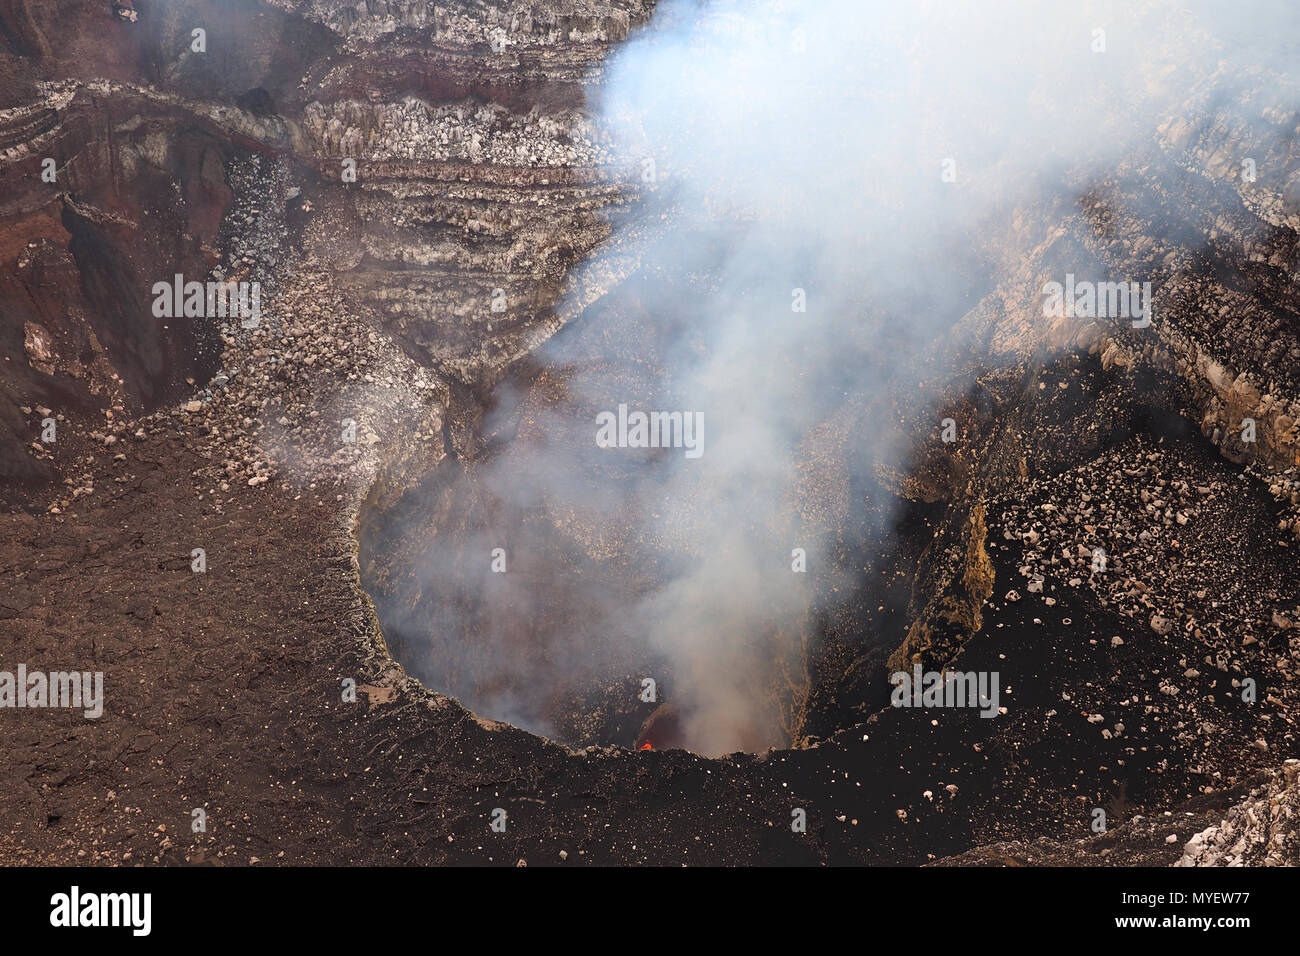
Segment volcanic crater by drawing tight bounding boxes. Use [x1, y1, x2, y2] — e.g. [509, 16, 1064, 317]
[1, 0, 1298, 868]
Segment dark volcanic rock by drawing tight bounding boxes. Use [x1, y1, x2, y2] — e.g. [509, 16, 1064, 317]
[0, 0, 1297, 867]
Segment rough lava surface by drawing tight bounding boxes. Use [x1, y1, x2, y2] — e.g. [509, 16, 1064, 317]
[0, 0, 1297, 865]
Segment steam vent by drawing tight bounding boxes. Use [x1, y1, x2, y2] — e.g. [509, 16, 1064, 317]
[2, 0, 1299, 902]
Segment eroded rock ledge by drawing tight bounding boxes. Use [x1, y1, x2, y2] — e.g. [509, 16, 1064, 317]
[0, 0, 1296, 866]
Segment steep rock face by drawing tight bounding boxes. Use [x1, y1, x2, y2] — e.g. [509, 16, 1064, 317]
[286, 0, 653, 389]
[0, 0, 328, 488]
[272, 0, 648, 52]
[304, 128, 628, 384]
[863, 65, 1300, 685]
[0, 86, 244, 487]
[0, 0, 645, 487]
[966, 72, 1300, 483]
[0, 0, 336, 106]
[1, 0, 1298, 864]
